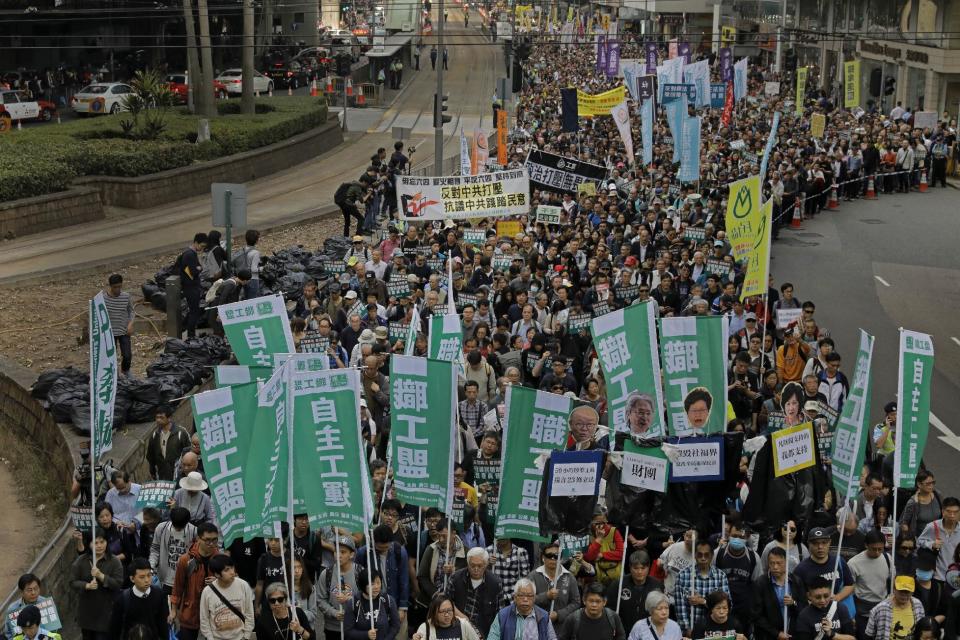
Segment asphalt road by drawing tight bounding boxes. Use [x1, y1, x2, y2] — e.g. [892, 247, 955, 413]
[772, 185, 960, 497]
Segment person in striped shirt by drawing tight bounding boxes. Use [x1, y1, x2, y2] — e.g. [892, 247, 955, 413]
[105, 273, 135, 375]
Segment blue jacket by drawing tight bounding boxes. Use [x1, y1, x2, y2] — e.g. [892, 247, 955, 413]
[356, 542, 410, 609]
[494, 603, 552, 640]
[345, 593, 400, 640]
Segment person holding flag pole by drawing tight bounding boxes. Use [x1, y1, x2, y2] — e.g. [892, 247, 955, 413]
[88, 292, 118, 571]
[284, 358, 303, 631]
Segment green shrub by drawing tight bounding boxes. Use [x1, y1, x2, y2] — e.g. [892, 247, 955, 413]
[0, 99, 328, 201]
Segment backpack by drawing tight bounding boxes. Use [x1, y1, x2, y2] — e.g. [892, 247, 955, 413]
[231, 247, 252, 274]
[334, 182, 353, 205]
[205, 278, 226, 305]
[571, 607, 618, 638]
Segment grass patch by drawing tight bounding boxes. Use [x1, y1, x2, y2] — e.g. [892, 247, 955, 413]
[0, 424, 68, 537]
[0, 97, 328, 202]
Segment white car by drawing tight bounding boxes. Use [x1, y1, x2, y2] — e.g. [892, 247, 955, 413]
[71, 82, 133, 115]
[214, 69, 273, 96]
[0, 90, 57, 124]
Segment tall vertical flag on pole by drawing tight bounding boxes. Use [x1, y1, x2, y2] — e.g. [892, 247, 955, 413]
[894, 330, 934, 489]
[89, 292, 118, 459]
[389, 355, 457, 513]
[831, 330, 875, 503]
[659, 316, 729, 437]
[610, 101, 634, 164]
[795, 67, 807, 115]
[843, 60, 861, 109]
[759, 111, 781, 183]
[733, 58, 749, 102]
[246, 366, 290, 538]
[218, 294, 296, 366]
[740, 199, 773, 301]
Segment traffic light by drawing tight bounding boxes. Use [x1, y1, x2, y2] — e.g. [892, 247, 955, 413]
[434, 93, 451, 127]
[884, 77, 896, 96]
[869, 68, 882, 97]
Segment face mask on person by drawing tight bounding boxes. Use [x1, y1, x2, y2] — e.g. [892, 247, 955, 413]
[916, 569, 934, 582]
[728, 537, 746, 552]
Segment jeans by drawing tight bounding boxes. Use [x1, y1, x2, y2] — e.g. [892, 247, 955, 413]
[341, 203, 364, 236]
[243, 279, 261, 300]
[115, 334, 132, 373]
[183, 288, 202, 338]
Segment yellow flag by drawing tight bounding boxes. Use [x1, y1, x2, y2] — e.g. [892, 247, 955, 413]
[795, 67, 807, 116]
[726, 174, 763, 261]
[740, 198, 772, 301]
[844, 60, 860, 108]
[576, 86, 627, 117]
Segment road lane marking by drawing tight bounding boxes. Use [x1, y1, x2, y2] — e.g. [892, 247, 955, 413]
[952, 337, 960, 348]
[874, 276, 891, 287]
[930, 413, 960, 452]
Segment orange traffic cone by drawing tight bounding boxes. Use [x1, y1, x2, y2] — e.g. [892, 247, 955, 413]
[324, 76, 332, 94]
[865, 176, 877, 199]
[919, 168, 928, 192]
[345, 78, 354, 97]
[790, 197, 803, 229]
[356, 84, 365, 106]
[316, 78, 324, 96]
[828, 184, 838, 209]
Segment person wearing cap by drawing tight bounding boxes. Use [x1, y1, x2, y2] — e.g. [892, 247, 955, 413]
[363, 270, 388, 304]
[171, 471, 215, 526]
[318, 535, 359, 638]
[794, 527, 855, 611]
[794, 577, 856, 640]
[12, 604, 61, 640]
[863, 574, 925, 640]
[848, 529, 896, 638]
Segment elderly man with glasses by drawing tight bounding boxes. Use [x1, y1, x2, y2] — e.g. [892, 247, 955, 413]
[487, 579, 556, 640]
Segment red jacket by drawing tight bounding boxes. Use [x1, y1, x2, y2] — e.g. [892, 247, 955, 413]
[583, 525, 624, 563]
[171, 541, 217, 630]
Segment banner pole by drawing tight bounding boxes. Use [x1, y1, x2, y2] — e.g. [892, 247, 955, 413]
[283, 360, 301, 626]
[443, 521, 454, 591]
[336, 533, 344, 640]
[615, 524, 630, 614]
[415, 508, 423, 578]
[88, 299, 98, 568]
[831, 502, 854, 596]
[690, 530, 696, 597]
[377, 448, 393, 525]
[366, 525, 375, 628]
[784, 522, 791, 635]
[890, 489, 898, 594]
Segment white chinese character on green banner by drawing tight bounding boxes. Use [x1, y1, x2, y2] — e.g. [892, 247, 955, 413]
[200, 412, 237, 449]
[531, 414, 566, 446]
[393, 379, 429, 410]
[597, 333, 631, 369]
[662, 340, 700, 374]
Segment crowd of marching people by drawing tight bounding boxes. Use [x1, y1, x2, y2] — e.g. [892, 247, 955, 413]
[7, 24, 960, 640]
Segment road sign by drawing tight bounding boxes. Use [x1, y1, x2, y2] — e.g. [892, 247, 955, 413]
[211, 183, 247, 229]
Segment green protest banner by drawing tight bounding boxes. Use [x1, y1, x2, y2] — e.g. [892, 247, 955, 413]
[247, 368, 290, 538]
[831, 330, 874, 501]
[6, 599, 62, 635]
[428, 314, 463, 363]
[659, 316, 729, 437]
[387, 280, 411, 300]
[620, 441, 670, 493]
[218, 294, 296, 366]
[214, 365, 274, 386]
[567, 312, 592, 331]
[495, 386, 571, 541]
[388, 321, 410, 345]
[683, 226, 707, 242]
[191, 382, 259, 546]
[894, 330, 934, 488]
[299, 331, 331, 355]
[135, 480, 176, 509]
[389, 355, 457, 512]
[591, 302, 666, 437]
[464, 229, 487, 246]
[89, 292, 117, 458]
[290, 367, 373, 531]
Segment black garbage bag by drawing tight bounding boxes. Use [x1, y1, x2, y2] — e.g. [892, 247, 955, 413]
[537, 449, 604, 538]
[121, 377, 161, 406]
[128, 400, 159, 423]
[324, 236, 351, 258]
[154, 265, 175, 289]
[196, 335, 231, 362]
[32, 367, 87, 400]
[152, 375, 189, 403]
[69, 392, 130, 433]
[150, 291, 167, 311]
[164, 338, 217, 365]
[47, 376, 90, 423]
[278, 272, 309, 299]
[141, 280, 160, 302]
[146, 354, 200, 387]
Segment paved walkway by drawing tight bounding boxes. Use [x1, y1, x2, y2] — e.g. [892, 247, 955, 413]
[0, 9, 496, 284]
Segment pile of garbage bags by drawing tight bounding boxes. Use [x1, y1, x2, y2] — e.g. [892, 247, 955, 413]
[140, 239, 352, 316]
[31, 335, 232, 434]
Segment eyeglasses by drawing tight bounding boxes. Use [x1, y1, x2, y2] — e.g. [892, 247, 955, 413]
[199, 537, 219, 545]
[543, 552, 559, 560]
[269, 597, 287, 604]
[437, 608, 455, 615]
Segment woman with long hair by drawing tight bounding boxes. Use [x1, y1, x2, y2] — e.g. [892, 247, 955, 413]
[760, 519, 809, 573]
[412, 594, 480, 640]
[292, 558, 320, 628]
[345, 568, 400, 640]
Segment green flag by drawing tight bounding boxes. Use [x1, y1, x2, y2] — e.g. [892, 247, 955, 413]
[89, 292, 118, 459]
[191, 382, 259, 546]
[389, 355, 457, 512]
[894, 330, 934, 488]
[218, 294, 296, 366]
[428, 314, 463, 363]
[831, 330, 874, 501]
[495, 385, 572, 541]
[246, 367, 290, 538]
[214, 365, 274, 386]
[290, 366, 374, 531]
[404, 308, 421, 356]
[591, 302, 666, 437]
[659, 316, 729, 437]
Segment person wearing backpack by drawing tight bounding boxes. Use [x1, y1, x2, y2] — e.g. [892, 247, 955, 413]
[230, 229, 261, 300]
[171, 522, 221, 640]
[199, 554, 255, 640]
[714, 522, 762, 633]
[201, 229, 227, 285]
[558, 583, 626, 640]
[178, 232, 208, 338]
[335, 176, 372, 237]
[206, 269, 251, 336]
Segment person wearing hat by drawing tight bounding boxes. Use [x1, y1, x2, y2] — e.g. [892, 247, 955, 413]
[318, 536, 360, 639]
[12, 604, 61, 640]
[863, 574, 925, 640]
[794, 577, 856, 640]
[171, 471, 215, 526]
[794, 527, 855, 614]
[537, 355, 577, 394]
[363, 270, 388, 304]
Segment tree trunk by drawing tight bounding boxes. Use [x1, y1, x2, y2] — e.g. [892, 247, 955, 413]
[196, 0, 216, 117]
[181, 0, 201, 114]
[241, 0, 255, 114]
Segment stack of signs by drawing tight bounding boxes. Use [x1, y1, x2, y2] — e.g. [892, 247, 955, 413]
[322, 257, 347, 275]
[135, 480, 177, 509]
[492, 254, 521, 272]
[426, 257, 445, 272]
[683, 227, 707, 242]
[70, 504, 94, 529]
[464, 229, 487, 246]
[591, 301, 612, 318]
[536, 205, 563, 225]
[299, 331, 330, 354]
[668, 437, 725, 482]
[523, 149, 607, 194]
[456, 292, 479, 312]
[473, 456, 501, 521]
[614, 283, 639, 303]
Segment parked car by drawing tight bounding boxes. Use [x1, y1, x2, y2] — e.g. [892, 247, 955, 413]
[165, 73, 229, 103]
[290, 47, 332, 78]
[0, 90, 57, 126]
[70, 82, 132, 115]
[320, 30, 362, 62]
[214, 68, 273, 96]
[266, 58, 310, 90]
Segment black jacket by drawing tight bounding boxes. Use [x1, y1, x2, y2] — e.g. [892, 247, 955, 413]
[446, 568, 502, 636]
[751, 572, 807, 640]
[110, 586, 170, 640]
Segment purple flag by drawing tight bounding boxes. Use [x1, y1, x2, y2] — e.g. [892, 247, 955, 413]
[720, 47, 732, 83]
[645, 42, 658, 74]
[678, 42, 691, 65]
[606, 40, 620, 78]
[596, 34, 607, 74]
